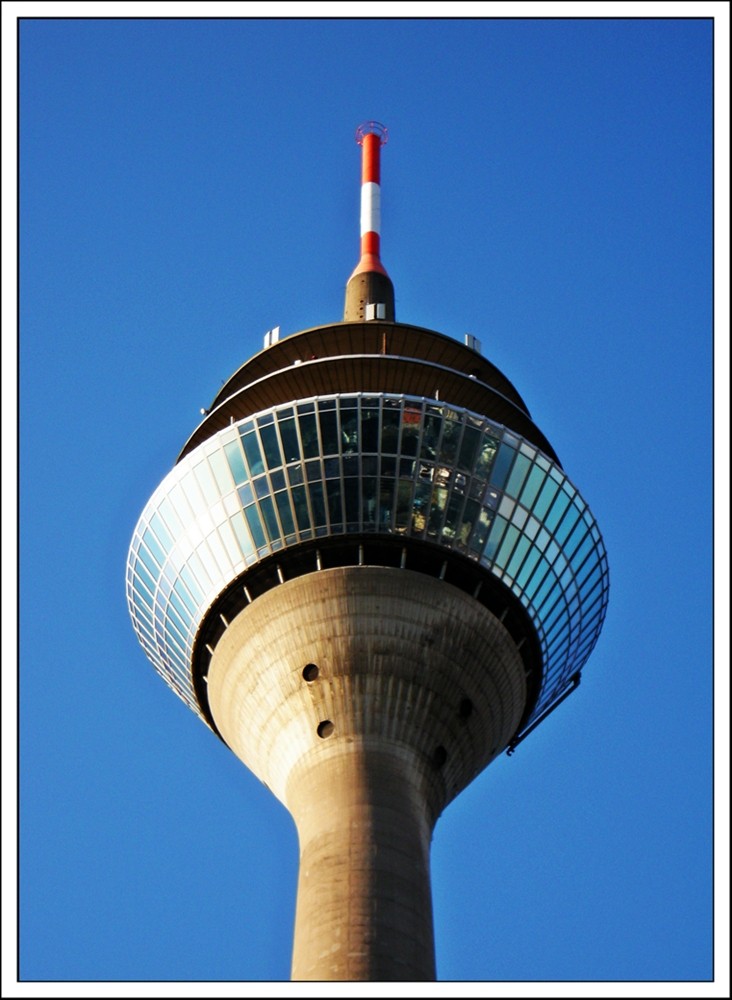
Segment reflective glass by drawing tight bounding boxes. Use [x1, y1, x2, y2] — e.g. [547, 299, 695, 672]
[128, 390, 608, 734]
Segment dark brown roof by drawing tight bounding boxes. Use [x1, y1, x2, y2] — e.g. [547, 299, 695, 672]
[177, 349, 561, 465]
[209, 322, 532, 414]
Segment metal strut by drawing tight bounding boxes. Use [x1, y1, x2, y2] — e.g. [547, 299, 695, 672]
[506, 672, 582, 756]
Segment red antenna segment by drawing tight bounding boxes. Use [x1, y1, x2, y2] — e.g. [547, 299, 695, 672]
[344, 121, 395, 321]
[353, 122, 389, 278]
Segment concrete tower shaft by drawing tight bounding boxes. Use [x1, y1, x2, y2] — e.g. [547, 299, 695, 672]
[207, 567, 526, 980]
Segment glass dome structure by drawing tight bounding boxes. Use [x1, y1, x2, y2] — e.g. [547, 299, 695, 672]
[127, 326, 609, 746]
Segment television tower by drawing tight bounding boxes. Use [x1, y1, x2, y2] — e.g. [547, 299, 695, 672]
[127, 122, 609, 981]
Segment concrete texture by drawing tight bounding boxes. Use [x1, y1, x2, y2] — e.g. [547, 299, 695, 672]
[207, 566, 527, 980]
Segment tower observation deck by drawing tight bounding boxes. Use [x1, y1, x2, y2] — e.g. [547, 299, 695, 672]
[127, 122, 609, 981]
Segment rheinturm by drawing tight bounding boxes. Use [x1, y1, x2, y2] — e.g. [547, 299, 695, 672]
[127, 122, 609, 982]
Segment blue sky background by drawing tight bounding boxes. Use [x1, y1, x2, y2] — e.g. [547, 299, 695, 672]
[11, 8, 728, 992]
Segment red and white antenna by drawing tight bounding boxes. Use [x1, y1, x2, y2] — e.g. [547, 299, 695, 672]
[344, 121, 395, 322]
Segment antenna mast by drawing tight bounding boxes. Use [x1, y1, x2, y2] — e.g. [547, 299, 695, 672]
[344, 121, 395, 322]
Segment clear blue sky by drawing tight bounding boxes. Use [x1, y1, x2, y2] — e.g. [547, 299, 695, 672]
[12, 8, 726, 991]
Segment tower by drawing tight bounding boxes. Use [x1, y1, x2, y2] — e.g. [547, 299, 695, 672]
[126, 122, 609, 981]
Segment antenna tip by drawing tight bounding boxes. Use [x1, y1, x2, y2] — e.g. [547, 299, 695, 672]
[355, 121, 388, 146]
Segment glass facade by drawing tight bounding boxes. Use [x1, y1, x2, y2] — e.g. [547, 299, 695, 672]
[127, 393, 609, 732]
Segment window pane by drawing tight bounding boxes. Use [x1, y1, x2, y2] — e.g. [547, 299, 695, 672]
[260, 423, 282, 470]
[457, 425, 480, 471]
[244, 505, 266, 548]
[275, 491, 295, 536]
[520, 463, 547, 510]
[309, 481, 327, 528]
[225, 441, 248, 485]
[291, 486, 311, 531]
[241, 432, 265, 477]
[326, 479, 343, 527]
[278, 417, 301, 463]
[259, 496, 281, 542]
[318, 408, 339, 455]
[490, 443, 515, 490]
[505, 452, 530, 498]
[360, 409, 380, 453]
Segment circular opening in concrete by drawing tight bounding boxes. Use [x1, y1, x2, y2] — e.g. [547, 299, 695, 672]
[317, 720, 335, 739]
[432, 745, 447, 769]
[458, 697, 473, 720]
[302, 663, 319, 682]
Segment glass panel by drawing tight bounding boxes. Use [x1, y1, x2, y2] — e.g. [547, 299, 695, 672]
[361, 477, 377, 526]
[224, 441, 248, 485]
[140, 531, 164, 570]
[194, 461, 219, 506]
[344, 477, 360, 524]
[475, 435, 499, 477]
[244, 505, 266, 548]
[241, 432, 265, 478]
[401, 413, 421, 457]
[458, 498, 479, 545]
[288, 464, 303, 486]
[278, 417, 301, 463]
[326, 479, 343, 527]
[134, 557, 157, 596]
[305, 460, 322, 483]
[412, 482, 432, 535]
[318, 408, 339, 455]
[275, 491, 295, 536]
[254, 476, 270, 499]
[309, 481, 327, 528]
[457, 425, 480, 471]
[360, 409, 380, 453]
[438, 419, 460, 465]
[544, 489, 571, 532]
[147, 513, 171, 555]
[427, 486, 448, 536]
[395, 481, 414, 531]
[483, 513, 508, 562]
[379, 479, 395, 529]
[178, 565, 203, 604]
[209, 449, 234, 494]
[469, 508, 493, 554]
[554, 503, 581, 545]
[381, 405, 401, 454]
[340, 407, 359, 452]
[494, 523, 520, 570]
[515, 546, 542, 589]
[173, 579, 197, 616]
[158, 496, 182, 537]
[259, 423, 282, 469]
[230, 513, 255, 561]
[490, 443, 515, 490]
[506, 535, 531, 581]
[259, 496, 281, 542]
[520, 464, 546, 510]
[533, 476, 560, 520]
[291, 486, 311, 531]
[505, 452, 530, 498]
[420, 410, 441, 460]
[270, 469, 286, 492]
[443, 491, 464, 541]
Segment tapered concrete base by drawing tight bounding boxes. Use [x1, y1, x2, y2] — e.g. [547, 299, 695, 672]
[207, 567, 527, 981]
[288, 744, 435, 981]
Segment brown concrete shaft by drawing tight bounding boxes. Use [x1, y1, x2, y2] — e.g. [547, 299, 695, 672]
[344, 271, 395, 321]
[206, 567, 527, 981]
[288, 744, 435, 980]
